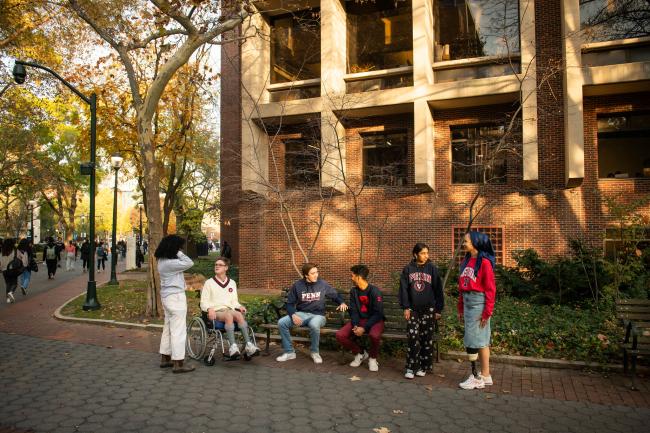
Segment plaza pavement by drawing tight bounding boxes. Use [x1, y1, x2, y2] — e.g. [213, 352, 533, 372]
[0, 268, 649, 432]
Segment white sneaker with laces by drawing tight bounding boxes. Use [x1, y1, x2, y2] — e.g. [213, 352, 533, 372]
[415, 370, 426, 377]
[228, 344, 240, 357]
[349, 351, 369, 367]
[404, 370, 415, 379]
[276, 352, 296, 362]
[368, 358, 379, 372]
[245, 342, 260, 357]
[7, 292, 15, 303]
[310, 352, 323, 364]
[459, 375, 485, 390]
[480, 374, 493, 385]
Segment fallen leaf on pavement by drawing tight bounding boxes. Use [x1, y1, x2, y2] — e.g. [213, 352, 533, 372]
[424, 385, 433, 391]
[436, 374, 445, 378]
[349, 376, 361, 381]
[485, 394, 494, 399]
[373, 427, 391, 433]
[392, 409, 404, 414]
[457, 358, 462, 363]
[502, 390, 510, 393]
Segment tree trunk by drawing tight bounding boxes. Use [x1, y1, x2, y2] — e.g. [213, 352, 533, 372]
[138, 112, 164, 318]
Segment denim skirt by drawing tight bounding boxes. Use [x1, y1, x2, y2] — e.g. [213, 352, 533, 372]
[463, 291, 491, 348]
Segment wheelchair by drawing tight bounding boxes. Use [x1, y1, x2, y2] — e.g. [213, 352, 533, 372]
[186, 311, 259, 366]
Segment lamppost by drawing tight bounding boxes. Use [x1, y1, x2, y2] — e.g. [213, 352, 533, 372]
[137, 202, 144, 268]
[108, 153, 123, 285]
[28, 200, 38, 241]
[13, 60, 100, 311]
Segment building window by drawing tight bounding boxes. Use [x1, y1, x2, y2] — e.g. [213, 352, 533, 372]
[597, 112, 650, 179]
[346, 0, 413, 73]
[434, 0, 520, 61]
[451, 124, 508, 184]
[604, 227, 650, 260]
[453, 226, 504, 264]
[285, 138, 321, 189]
[580, 0, 650, 43]
[271, 10, 321, 83]
[362, 130, 409, 187]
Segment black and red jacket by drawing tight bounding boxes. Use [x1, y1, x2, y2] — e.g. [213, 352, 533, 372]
[348, 284, 385, 332]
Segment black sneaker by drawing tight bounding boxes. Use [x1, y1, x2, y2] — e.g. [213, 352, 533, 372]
[20, 286, 27, 296]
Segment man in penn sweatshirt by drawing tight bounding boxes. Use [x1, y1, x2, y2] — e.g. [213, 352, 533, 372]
[276, 263, 348, 364]
[399, 243, 444, 379]
[336, 264, 385, 372]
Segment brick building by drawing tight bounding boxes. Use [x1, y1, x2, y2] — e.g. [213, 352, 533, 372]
[221, 0, 650, 291]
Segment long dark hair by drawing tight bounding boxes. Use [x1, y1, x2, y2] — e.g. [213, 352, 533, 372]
[1, 238, 15, 256]
[460, 231, 496, 275]
[154, 235, 185, 259]
[17, 238, 31, 253]
[412, 242, 429, 260]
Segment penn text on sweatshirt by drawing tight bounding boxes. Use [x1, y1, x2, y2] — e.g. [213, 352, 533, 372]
[458, 257, 496, 320]
[286, 278, 344, 316]
[399, 260, 444, 313]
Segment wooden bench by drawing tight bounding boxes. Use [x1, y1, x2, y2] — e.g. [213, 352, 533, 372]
[260, 288, 440, 362]
[615, 298, 650, 389]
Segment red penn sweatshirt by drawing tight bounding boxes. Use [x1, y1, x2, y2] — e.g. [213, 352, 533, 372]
[458, 257, 496, 320]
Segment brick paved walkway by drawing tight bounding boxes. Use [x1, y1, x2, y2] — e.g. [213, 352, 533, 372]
[0, 271, 649, 432]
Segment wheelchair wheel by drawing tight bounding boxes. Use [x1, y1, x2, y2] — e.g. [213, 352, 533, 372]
[186, 317, 207, 360]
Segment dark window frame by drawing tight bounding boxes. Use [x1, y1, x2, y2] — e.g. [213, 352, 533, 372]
[596, 111, 650, 180]
[450, 123, 509, 185]
[361, 129, 410, 187]
[284, 137, 321, 189]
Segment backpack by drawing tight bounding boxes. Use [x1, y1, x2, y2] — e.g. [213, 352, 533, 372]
[4, 252, 24, 279]
[45, 245, 57, 260]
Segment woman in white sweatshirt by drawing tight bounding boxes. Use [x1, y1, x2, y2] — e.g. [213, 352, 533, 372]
[155, 235, 195, 373]
[200, 256, 260, 359]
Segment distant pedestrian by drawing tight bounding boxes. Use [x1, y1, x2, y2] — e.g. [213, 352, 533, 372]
[17, 238, 35, 296]
[43, 237, 59, 279]
[2, 238, 22, 304]
[55, 237, 64, 268]
[221, 240, 232, 260]
[96, 241, 107, 272]
[156, 234, 195, 373]
[458, 231, 496, 390]
[142, 240, 148, 255]
[80, 239, 90, 272]
[399, 242, 444, 379]
[65, 241, 76, 271]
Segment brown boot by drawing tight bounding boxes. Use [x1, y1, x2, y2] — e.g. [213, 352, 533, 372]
[172, 359, 195, 374]
[160, 354, 173, 368]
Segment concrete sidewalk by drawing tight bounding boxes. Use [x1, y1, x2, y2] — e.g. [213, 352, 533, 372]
[0, 268, 649, 422]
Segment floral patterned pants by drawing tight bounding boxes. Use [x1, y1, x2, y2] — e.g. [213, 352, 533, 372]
[405, 308, 435, 372]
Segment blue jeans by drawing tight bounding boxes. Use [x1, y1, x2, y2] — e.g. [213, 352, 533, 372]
[278, 312, 326, 354]
[20, 270, 31, 289]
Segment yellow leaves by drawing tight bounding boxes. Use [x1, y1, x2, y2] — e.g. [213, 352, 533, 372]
[349, 375, 362, 381]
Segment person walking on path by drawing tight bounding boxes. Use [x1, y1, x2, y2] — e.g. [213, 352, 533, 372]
[458, 231, 497, 390]
[200, 256, 260, 359]
[16, 238, 35, 296]
[276, 263, 348, 364]
[336, 264, 385, 372]
[65, 241, 76, 271]
[96, 242, 107, 273]
[399, 243, 444, 379]
[43, 237, 59, 279]
[80, 239, 90, 273]
[156, 234, 195, 373]
[2, 238, 23, 304]
[221, 240, 232, 260]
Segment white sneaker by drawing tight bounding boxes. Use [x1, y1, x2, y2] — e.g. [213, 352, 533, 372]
[480, 374, 493, 385]
[404, 370, 415, 379]
[459, 375, 485, 390]
[310, 352, 323, 364]
[245, 342, 260, 357]
[349, 351, 369, 367]
[368, 358, 379, 372]
[228, 344, 240, 357]
[415, 370, 426, 377]
[276, 352, 296, 362]
[7, 292, 15, 303]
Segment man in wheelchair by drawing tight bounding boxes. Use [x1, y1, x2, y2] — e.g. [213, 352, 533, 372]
[200, 257, 260, 360]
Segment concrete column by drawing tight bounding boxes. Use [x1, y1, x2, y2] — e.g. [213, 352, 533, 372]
[561, 0, 585, 186]
[241, 12, 271, 194]
[320, 0, 347, 192]
[412, 0, 434, 87]
[520, 0, 539, 184]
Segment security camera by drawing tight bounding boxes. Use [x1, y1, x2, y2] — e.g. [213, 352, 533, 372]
[12, 63, 26, 84]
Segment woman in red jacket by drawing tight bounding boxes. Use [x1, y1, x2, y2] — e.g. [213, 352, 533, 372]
[458, 231, 496, 390]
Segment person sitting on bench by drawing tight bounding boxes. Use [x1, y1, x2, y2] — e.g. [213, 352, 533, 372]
[200, 256, 260, 360]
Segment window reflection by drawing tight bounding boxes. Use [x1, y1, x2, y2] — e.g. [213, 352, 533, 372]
[435, 0, 520, 61]
[580, 0, 650, 43]
[347, 0, 413, 73]
[362, 130, 409, 187]
[271, 10, 321, 83]
[597, 112, 650, 179]
[451, 124, 508, 184]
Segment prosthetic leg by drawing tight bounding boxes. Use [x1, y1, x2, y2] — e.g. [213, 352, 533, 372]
[467, 347, 479, 377]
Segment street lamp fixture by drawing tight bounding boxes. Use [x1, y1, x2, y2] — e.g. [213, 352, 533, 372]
[108, 153, 123, 285]
[13, 59, 100, 311]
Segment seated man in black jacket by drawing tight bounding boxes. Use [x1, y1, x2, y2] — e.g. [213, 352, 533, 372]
[336, 264, 385, 372]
